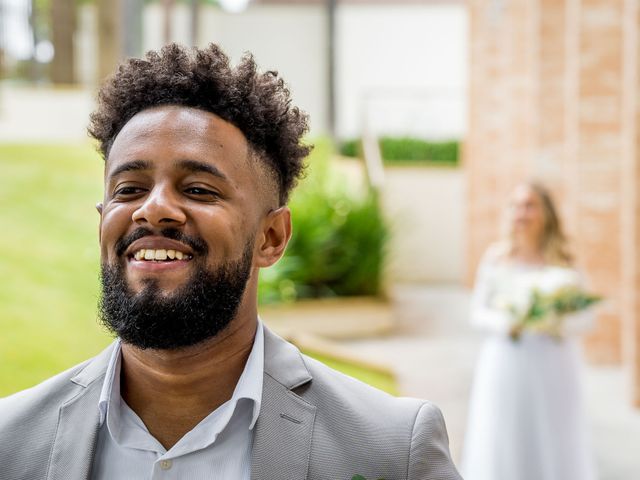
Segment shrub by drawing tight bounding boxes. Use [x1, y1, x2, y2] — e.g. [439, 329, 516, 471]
[339, 136, 459, 166]
[258, 140, 388, 304]
[339, 138, 361, 158]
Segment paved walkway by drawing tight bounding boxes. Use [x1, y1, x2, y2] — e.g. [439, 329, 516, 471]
[334, 284, 640, 480]
[0, 84, 94, 143]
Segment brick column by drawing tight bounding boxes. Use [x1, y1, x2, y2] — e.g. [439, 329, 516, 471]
[568, 0, 625, 363]
[622, 0, 640, 406]
[467, 0, 631, 377]
[466, 0, 572, 277]
[466, 0, 538, 283]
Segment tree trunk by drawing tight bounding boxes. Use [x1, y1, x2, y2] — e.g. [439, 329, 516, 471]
[0, 0, 5, 81]
[163, 0, 175, 44]
[29, 0, 39, 82]
[326, 0, 336, 139]
[97, 0, 122, 82]
[50, 0, 76, 84]
[189, 0, 200, 46]
[123, 0, 143, 57]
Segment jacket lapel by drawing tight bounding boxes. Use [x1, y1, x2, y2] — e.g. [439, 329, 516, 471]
[46, 332, 316, 479]
[47, 387, 101, 480]
[47, 343, 115, 480]
[251, 328, 316, 480]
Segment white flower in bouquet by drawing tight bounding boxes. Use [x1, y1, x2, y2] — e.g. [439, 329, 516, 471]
[490, 267, 600, 341]
[516, 270, 600, 340]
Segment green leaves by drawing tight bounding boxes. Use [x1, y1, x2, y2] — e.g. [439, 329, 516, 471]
[521, 287, 602, 326]
[258, 139, 389, 304]
[510, 286, 602, 341]
[340, 137, 459, 166]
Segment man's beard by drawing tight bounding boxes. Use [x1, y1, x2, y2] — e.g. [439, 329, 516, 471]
[99, 229, 254, 350]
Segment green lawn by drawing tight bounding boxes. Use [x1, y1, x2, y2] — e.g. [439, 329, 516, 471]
[302, 349, 398, 396]
[0, 143, 397, 397]
[0, 143, 111, 396]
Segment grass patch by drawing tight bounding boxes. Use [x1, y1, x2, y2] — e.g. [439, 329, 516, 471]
[302, 349, 398, 396]
[0, 143, 395, 397]
[0, 143, 112, 396]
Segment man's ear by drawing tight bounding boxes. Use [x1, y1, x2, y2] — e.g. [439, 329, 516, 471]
[96, 202, 103, 244]
[254, 207, 292, 268]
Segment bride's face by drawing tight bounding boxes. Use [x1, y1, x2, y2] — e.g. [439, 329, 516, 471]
[508, 185, 545, 242]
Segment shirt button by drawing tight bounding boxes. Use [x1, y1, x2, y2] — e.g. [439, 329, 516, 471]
[159, 459, 173, 470]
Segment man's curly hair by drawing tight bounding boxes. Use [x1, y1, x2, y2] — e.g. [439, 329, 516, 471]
[89, 43, 311, 204]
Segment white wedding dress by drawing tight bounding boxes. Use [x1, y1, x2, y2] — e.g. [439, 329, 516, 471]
[460, 249, 597, 480]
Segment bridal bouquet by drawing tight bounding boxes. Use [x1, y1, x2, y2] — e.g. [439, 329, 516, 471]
[489, 266, 601, 340]
[508, 286, 601, 340]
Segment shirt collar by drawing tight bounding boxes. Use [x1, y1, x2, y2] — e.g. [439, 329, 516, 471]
[234, 318, 264, 430]
[97, 319, 264, 433]
[97, 340, 121, 427]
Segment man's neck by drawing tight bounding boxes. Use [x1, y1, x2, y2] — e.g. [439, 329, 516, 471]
[119, 313, 258, 450]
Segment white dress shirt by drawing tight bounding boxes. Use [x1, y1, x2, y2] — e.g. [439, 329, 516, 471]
[91, 321, 264, 480]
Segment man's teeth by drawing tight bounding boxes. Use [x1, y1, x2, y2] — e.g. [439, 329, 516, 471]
[133, 249, 189, 261]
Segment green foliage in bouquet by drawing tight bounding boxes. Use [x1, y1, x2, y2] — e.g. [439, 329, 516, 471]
[258, 140, 389, 304]
[547, 286, 602, 315]
[511, 286, 601, 341]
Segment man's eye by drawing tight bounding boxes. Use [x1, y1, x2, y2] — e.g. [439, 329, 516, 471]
[114, 186, 144, 196]
[185, 187, 219, 198]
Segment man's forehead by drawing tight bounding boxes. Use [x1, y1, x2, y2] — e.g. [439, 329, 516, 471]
[110, 106, 247, 152]
[104, 106, 251, 174]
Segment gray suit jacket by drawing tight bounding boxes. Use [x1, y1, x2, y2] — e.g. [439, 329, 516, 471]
[0, 327, 462, 480]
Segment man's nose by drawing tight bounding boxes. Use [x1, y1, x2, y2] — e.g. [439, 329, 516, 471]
[131, 184, 187, 227]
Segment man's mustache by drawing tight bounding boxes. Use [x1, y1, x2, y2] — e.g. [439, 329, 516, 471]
[115, 227, 208, 257]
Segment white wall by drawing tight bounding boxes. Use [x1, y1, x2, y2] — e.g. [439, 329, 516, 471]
[336, 3, 468, 139]
[336, 158, 466, 284]
[382, 167, 466, 283]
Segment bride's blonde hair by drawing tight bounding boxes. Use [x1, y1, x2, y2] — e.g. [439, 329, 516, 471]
[498, 181, 573, 266]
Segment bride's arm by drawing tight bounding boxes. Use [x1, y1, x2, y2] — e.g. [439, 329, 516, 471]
[470, 249, 513, 334]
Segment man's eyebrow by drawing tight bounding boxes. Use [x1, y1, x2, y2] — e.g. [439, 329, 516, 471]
[107, 159, 228, 181]
[177, 160, 228, 180]
[108, 160, 151, 179]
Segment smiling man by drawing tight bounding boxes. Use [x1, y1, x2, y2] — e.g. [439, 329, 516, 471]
[0, 44, 462, 480]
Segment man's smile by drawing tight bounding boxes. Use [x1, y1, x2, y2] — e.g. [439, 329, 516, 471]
[125, 236, 196, 273]
[132, 249, 190, 261]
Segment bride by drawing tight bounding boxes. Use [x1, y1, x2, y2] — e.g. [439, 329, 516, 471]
[460, 182, 597, 480]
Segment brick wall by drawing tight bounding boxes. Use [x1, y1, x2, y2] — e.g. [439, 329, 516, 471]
[622, 0, 640, 406]
[467, 0, 640, 404]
